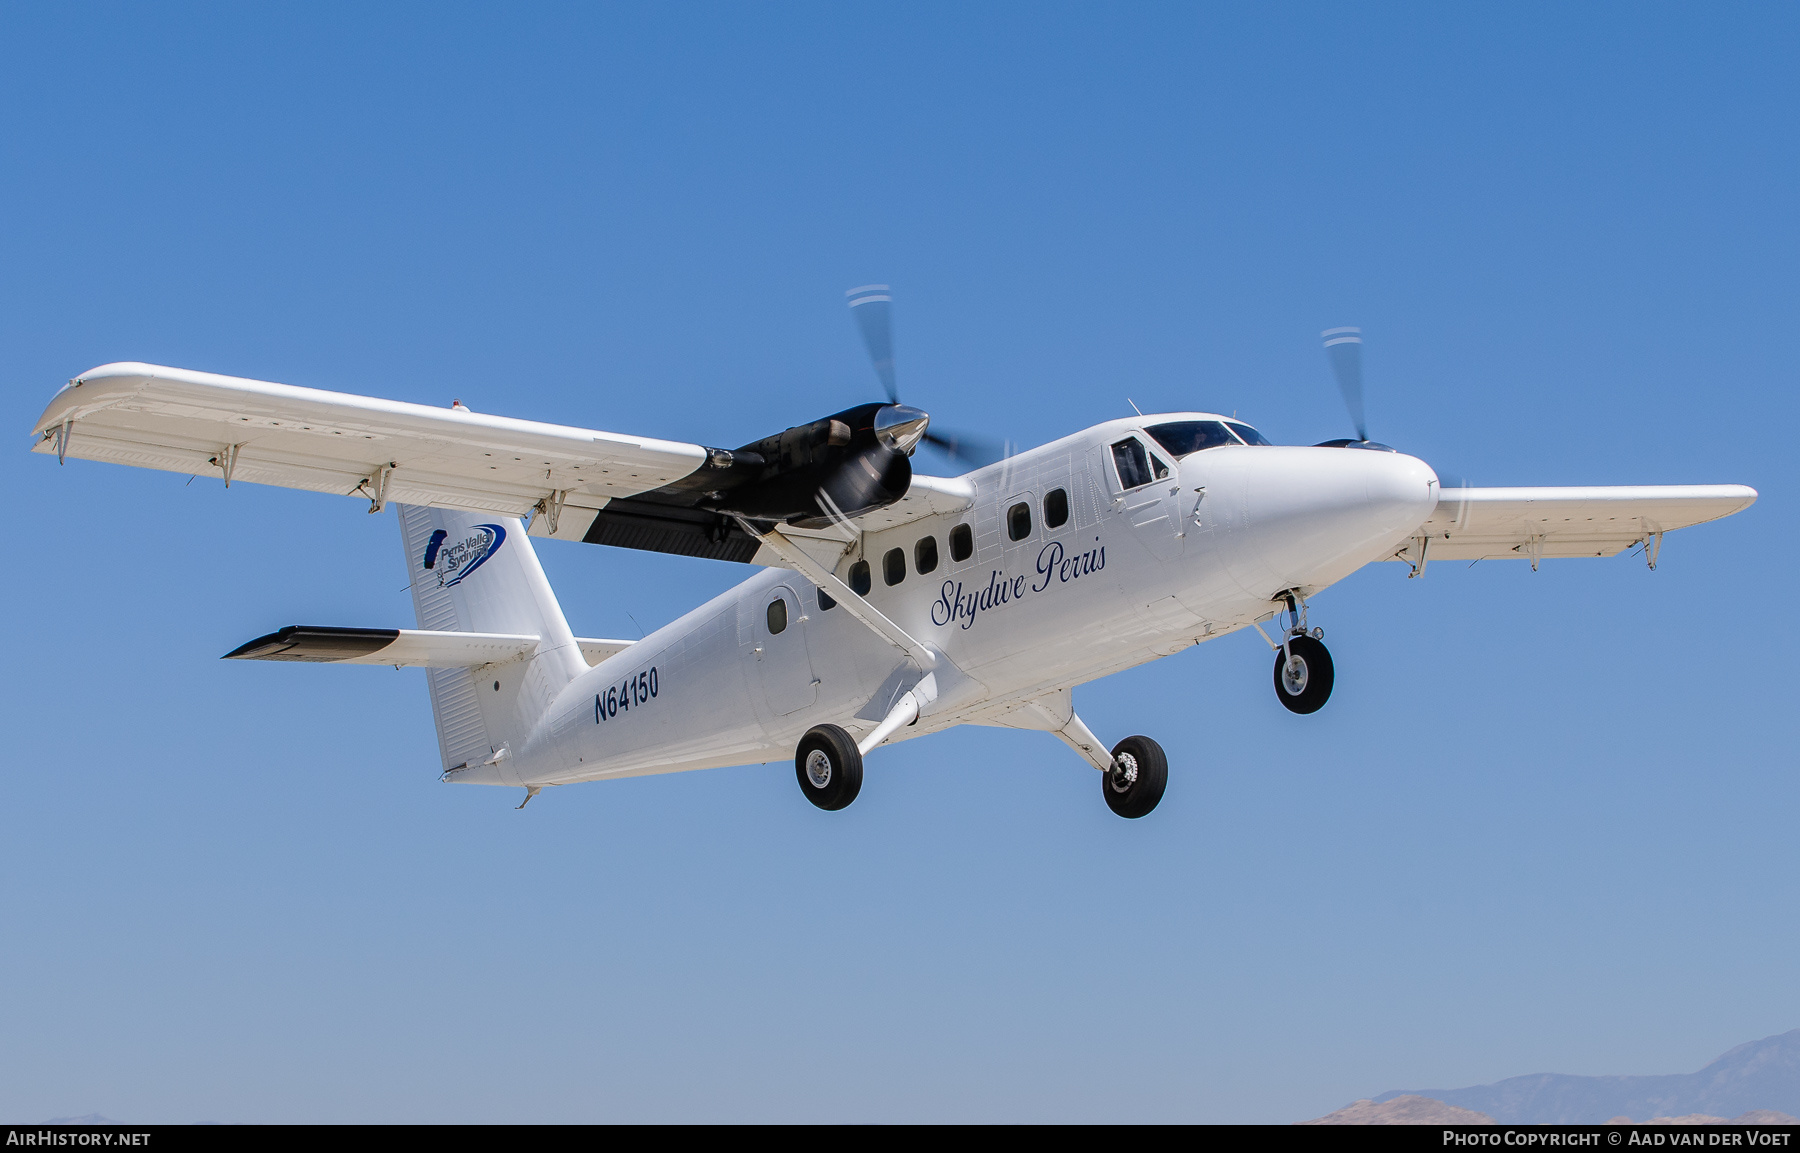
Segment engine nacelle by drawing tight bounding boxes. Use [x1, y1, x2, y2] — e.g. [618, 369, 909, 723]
[701, 402, 922, 527]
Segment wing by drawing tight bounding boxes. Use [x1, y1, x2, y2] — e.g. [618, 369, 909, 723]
[1396, 485, 1757, 567]
[32, 362, 710, 517]
[33, 361, 975, 569]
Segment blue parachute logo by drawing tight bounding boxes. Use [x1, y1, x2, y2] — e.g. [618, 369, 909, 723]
[423, 523, 506, 588]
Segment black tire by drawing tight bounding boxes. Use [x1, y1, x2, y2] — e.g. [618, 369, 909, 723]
[1103, 735, 1167, 819]
[795, 724, 863, 811]
[1273, 635, 1334, 714]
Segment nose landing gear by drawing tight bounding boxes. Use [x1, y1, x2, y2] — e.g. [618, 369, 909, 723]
[1262, 590, 1335, 715]
[1274, 635, 1334, 714]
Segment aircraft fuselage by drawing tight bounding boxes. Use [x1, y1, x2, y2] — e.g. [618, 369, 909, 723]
[477, 415, 1440, 787]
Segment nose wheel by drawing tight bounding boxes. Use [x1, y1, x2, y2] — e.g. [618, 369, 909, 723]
[795, 724, 863, 810]
[1274, 635, 1334, 714]
[1262, 590, 1335, 715]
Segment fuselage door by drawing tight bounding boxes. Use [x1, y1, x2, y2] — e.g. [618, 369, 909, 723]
[756, 584, 819, 716]
[1108, 436, 1183, 561]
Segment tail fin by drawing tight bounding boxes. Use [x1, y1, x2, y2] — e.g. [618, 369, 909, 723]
[398, 504, 587, 781]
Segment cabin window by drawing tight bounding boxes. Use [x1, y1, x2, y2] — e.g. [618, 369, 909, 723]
[818, 588, 836, 611]
[1044, 488, 1069, 529]
[1007, 501, 1032, 542]
[1112, 439, 1153, 490]
[884, 547, 906, 586]
[949, 523, 973, 563]
[915, 535, 939, 574]
[849, 559, 871, 595]
[766, 597, 788, 634]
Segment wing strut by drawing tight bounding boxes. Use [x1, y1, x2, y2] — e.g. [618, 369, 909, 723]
[737, 519, 937, 671]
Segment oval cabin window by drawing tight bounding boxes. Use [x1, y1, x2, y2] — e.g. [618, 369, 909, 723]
[915, 535, 939, 574]
[849, 560, 872, 596]
[884, 547, 906, 586]
[766, 597, 788, 634]
[1044, 488, 1069, 529]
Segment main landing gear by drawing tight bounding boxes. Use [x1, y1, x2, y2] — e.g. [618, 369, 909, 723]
[795, 679, 935, 811]
[1266, 590, 1334, 715]
[1102, 735, 1167, 819]
[796, 724, 863, 811]
[1049, 710, 1169, 819]
[797, 710, 1169, 820]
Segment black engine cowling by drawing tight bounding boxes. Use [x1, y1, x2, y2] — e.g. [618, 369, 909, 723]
[700, 402, 916, 527]
[574, 402, 925, 563]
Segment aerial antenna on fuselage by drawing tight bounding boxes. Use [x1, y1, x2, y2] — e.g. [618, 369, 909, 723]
[1127, 398, 1144, 416]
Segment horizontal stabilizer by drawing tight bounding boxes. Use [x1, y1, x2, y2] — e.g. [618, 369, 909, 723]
[223, 625, 633, 668]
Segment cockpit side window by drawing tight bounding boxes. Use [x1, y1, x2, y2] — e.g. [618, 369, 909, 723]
[1225, 421, 1273, 446]
[1111, 438, 1153, 490]
[1146, 420, 1239, 458]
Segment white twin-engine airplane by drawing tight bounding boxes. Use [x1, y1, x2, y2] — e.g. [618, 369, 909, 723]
[31, 294, 1756, 817]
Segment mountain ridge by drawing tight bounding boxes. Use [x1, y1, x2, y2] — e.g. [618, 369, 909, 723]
[1375, 1028, 1800, 1124]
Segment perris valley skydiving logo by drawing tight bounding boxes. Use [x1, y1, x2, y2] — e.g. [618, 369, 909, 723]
[422, 523, 507, 588]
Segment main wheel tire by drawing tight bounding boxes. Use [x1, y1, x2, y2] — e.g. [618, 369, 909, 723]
[795, 724, 863, 811]
[1273, 635, 1334, 715]
[1103, 735, 1167, 819]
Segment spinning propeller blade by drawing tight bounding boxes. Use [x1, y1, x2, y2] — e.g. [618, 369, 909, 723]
[847, 285, 898, 403]
[1321, 326, 1368, 442]
[922, 428, 1004, 467]
[845, 284, 1004, 468]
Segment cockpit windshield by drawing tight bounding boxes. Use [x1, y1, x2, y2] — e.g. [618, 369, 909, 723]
[1225, 422, 1272, 446]
[1146, 419, 1273, 457]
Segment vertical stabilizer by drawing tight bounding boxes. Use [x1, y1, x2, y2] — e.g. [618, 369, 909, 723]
[398, 504, 586, 780]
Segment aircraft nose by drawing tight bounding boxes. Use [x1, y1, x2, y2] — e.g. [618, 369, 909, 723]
[1216, 446, 1438, 595]
[1364, 450, 1440, 536]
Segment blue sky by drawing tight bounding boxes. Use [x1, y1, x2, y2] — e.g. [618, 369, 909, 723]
[2, 2, 1794, 1123]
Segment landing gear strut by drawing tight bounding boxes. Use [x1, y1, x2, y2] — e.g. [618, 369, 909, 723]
[1102, 735, 1167, 819]
[796, 724, 863, 811]
[1267, 590, 1334, 715]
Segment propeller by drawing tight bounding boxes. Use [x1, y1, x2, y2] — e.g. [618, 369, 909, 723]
[848, 285, 1003, 467]
[1318, 326, 1394, 451]
[1321, 326, 1368, 441]
[1317, 326, 1466, 572]
[847, 285, 898, 403]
